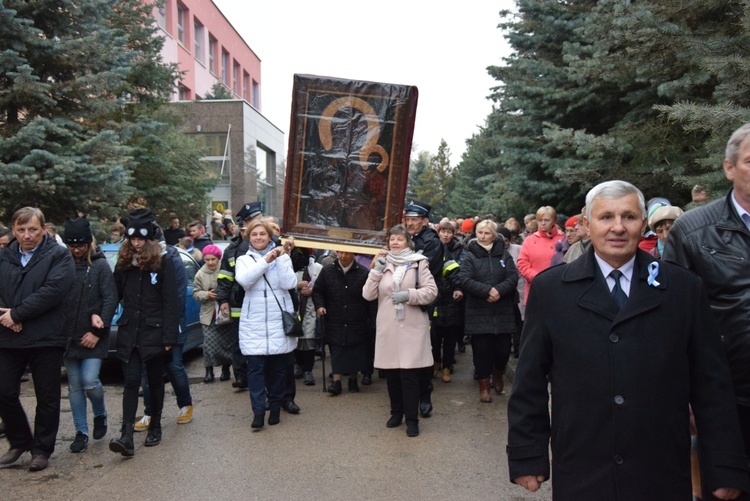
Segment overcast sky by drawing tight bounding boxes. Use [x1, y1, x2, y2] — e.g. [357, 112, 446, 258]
[212, 0, 515, 163]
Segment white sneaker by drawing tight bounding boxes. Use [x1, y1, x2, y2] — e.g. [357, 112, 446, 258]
[134, 415, 151, 432]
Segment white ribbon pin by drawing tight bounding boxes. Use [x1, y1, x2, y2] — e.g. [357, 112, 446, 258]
[647, 262, 660, 287]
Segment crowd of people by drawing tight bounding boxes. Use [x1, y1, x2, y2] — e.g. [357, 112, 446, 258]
[0, 123, 749, 500]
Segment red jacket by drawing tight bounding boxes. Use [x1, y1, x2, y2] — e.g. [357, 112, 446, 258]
[517, 228, 564, 305]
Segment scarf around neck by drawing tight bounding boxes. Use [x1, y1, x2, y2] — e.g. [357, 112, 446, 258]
[386, 248, 428, 320]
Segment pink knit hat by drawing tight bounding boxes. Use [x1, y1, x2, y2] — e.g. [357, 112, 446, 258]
[202, 244, 222, 259]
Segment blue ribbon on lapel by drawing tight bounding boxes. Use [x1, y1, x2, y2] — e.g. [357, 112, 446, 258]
[647, 262, 660, 287]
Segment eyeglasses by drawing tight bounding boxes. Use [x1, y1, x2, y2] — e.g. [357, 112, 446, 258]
[127, 227, 149, 237]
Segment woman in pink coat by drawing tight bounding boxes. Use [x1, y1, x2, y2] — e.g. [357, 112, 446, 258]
[362, 225, 438, 438]
[516, 206, 564, 306]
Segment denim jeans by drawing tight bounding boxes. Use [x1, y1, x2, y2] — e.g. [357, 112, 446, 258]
[141, 344, 192, 414]
[64, 357, 106, 435]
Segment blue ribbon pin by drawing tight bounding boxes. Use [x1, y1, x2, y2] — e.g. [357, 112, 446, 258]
[647, 262, 660, 287]
[150, 272, 158, 285]
[499, 259, 506, 268]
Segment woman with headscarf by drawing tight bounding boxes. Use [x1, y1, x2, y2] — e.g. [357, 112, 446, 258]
[362, 225, 437, 438]
[62, 217, 118, 453]
[109, 209, 179, 456]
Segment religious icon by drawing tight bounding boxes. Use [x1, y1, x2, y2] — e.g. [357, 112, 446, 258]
[283, 74, 418, 249]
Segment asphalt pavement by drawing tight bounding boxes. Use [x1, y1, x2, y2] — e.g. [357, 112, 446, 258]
[1, 348, 549, 500]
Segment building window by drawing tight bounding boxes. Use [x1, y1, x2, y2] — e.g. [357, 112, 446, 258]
[178, 85, 190, 101]
[194, 19, 204, 62]
[256, 145, 275, 212]
[233, 61, 240, 95]
[252, 80, 259, 107]
[243, 71, 250, 101]
[157, 4, 166, 30]
[176, 3, 187, 46]
[208, 35, 217, 74]
[198, 134, 230, 185]
[221, 49, 229, 85]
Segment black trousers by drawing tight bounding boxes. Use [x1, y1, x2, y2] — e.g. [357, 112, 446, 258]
[431, 324, 458, 368]
[470, 333, 512, 380]
[121, 350, 168, 427]
[230, 321, 247, 381]
[0, 347, 63, 458]
[386, 368, 421, 423]
[284, 352, 296, 403]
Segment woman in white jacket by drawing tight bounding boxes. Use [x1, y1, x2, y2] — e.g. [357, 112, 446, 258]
[235, 219, 298, 431]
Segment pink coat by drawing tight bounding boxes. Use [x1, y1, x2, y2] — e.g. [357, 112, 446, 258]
[516, 228, 564, 305]
[362, 259, 438, 369]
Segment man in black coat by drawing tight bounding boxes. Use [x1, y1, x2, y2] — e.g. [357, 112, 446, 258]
[403, 200, 443, 418]
[0, 207, 75, 471]
[507, 181, 750, 500]
[664, 123, 750, 500]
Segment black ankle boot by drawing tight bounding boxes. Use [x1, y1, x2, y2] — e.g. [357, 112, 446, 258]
[144, 424, 162, 446]
[406, 420, 420, 437]
[204, 366, 215, 383]
[327, 380, 342, 396]
[251, 414, 264, 430]
[268, 409, 280, 426]
[109, 423, 135, 456]
[220, 364, 231, 381]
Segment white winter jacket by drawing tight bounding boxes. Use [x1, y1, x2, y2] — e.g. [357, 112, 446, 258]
[235, 249, 298, 356]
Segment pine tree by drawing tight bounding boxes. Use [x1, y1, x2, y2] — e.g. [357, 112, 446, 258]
[203, 81, 234, 100]
[0, 0, 213, 224]
[415, 139, 454, 220]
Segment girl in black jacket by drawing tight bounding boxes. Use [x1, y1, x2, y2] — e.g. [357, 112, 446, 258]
[459, 219, 518, 403]
[109, 209, 179, 456]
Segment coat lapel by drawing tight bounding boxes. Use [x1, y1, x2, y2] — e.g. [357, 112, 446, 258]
[564, 248, 666, 324]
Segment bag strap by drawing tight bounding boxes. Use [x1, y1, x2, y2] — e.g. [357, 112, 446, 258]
[250, 254, 285, 315]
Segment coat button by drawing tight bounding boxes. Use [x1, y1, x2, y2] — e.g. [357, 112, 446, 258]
[614, 455, 623, 464]
[609, 333, 619, 343]
[614, 395, 624, 405]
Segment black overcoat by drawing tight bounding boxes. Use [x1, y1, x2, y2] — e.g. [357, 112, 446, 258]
[114, 254, 179, 362]
[0, 234, 75, 349]
[507, 247, 749, 500]
[312, 260, 375, 347]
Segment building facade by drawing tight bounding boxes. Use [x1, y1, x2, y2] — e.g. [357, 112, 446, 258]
[150, 0, 285, 220]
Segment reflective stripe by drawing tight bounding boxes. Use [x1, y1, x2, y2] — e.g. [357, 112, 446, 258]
[217, 272, 235, 281]
[442, 259, 459, 276]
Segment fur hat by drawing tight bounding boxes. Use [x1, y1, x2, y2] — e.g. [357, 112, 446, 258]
[126, 208, 156, 240]
[63, 217, 93, 244]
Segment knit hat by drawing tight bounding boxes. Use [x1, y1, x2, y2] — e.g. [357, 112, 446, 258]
[126, 208, 156, 240]
[461, 219, 474, 233]
[565, 216, 579, 228]
[498, 227, 512, 240]
[63, 217, 93, 244]
[236, 202, 262, 222]
[648, 205, 683, 229]
[404, 200, 431, 217]
[202, 244, 222, 260]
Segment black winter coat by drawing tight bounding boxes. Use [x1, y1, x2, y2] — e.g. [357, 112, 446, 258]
[312, 260, 375, 347]
[459, 239, 518, 335]
[63, 251, 118, 359]
[507, 247, 750, 499]
[432, 239, 464, 328]
[114, 253, 179, 362]
[412, 226, 444, 280]
[0, 234, 75, 349]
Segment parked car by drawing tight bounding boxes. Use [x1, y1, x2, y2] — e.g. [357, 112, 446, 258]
[100, 243, 204, 358]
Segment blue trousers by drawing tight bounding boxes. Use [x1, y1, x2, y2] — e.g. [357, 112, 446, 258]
[64, 357, 106, 435]
[246, 354, 288, 416]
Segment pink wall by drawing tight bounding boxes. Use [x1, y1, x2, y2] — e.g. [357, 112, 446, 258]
[150, 0, 261, 107]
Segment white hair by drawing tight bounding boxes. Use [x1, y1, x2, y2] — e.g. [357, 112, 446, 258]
[585, 180, 647, 220]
